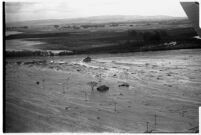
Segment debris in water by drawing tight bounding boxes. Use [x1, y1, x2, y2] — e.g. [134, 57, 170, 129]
[16, 61, 22, 65]
[83, 56, 92, 63]
[119, 82, 129, 87]
[97, 85, 109, 92]
[119, 93, 124, 96]
[65, 107, 71, 110]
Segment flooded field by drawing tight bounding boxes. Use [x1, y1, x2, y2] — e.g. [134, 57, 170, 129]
[6, 39, 44, 51]
[6, 31, 46, 51]
[5, 49, 201, 132]
[6, 31, 23, 36]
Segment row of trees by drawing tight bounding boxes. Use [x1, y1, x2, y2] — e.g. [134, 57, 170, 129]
[6, 26, 28, 31]
[6, 50, 74, 57]
[54, 24, 105, 30]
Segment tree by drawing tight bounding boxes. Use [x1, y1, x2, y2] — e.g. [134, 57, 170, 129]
[87, 81, 98, 91]
[152, 31, 161, 41]
[54, 25, 59, 29]
[142, 31, 161, 42]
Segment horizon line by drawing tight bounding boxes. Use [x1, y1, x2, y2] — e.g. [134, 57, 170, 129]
[6, 14, 187, 23]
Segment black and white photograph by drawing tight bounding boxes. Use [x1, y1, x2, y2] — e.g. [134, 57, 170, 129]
[3, 0, 201, 133]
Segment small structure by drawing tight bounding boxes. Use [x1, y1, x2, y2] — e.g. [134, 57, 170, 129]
[83, 56, 92, 63]
[164, 41, 177, 46]
[97, 85, 109, 92]
[16, 61, 22, 65]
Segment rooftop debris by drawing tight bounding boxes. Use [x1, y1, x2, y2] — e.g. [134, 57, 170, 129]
[118, 82, 129, 87]
[83, 56, 92, 63]
[97, 85, 109, 92]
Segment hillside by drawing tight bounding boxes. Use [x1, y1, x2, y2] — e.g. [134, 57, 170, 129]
[6, 15, 185, 27]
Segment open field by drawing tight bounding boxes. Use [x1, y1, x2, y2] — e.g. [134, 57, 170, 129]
[6, 18, 201, 55]
[5, 49, 201, 132]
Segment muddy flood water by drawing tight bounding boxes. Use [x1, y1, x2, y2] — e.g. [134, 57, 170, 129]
[6, 31, 45, 51]
[5, 49, 201, 132]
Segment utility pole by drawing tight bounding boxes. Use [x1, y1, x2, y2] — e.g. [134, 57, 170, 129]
[62, 83, 65, 94]
[146, 122, 149, 132]
[182, 106, 185, 117]
[42, 79, 45, 90]
[65, 77, 70, 91]
[114, 102, 117, 112]
[84, 91, 88, 101]
[154, 113, 157, 130]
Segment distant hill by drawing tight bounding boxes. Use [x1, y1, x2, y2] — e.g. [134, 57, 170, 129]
[6, 15, 185, 27]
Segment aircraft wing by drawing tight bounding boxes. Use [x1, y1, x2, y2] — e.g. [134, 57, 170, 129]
[180, 1, 201, 38]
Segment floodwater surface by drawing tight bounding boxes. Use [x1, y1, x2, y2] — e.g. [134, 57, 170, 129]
[5, 49, 201, 133]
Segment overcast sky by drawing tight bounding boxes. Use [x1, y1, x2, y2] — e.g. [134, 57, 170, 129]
[5, 0, 188, 22]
